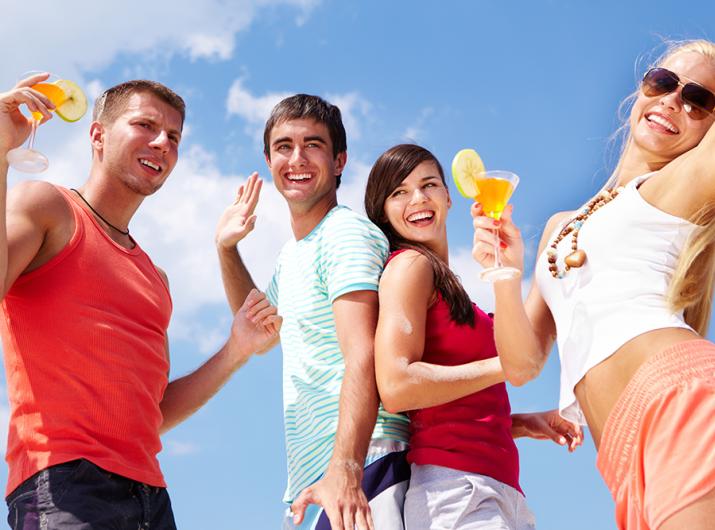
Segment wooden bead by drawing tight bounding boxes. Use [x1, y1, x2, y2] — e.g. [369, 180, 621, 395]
[547, 187, 619, 279]
[564, 249, 587, 268]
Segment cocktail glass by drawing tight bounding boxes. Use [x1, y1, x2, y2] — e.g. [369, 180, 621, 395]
[475, 170, 520, 282]
[6, 74, 87, 173]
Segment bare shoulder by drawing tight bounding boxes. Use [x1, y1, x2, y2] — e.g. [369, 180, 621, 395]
[154, 265, 170, 290]
[380, 249, 435, 308]
[381, 249, 433, 285]
[7, 180, 71, 226]
[537, 210, 574, 253]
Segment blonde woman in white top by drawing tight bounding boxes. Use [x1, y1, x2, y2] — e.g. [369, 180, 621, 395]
[472, 39, 715, 530]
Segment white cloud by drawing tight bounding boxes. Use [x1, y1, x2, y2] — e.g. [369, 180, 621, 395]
[402, 107, 434, 142]
[325, 92, 372, 142]
[164, 439, 200, 456]
[338, 158, 372, 214]
[226, 81, 373, 148]
[1, 0, 321, 90]
[226, 79, 293, 144]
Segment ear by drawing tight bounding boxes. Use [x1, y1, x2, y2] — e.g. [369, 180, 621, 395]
[89, 121, 105, 154]
[446, 188, 452, 209]
[264, 152, 272, 170]
[334, 151, 347, 176]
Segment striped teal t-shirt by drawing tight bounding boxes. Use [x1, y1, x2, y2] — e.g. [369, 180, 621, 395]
[266, 205, 410, 503]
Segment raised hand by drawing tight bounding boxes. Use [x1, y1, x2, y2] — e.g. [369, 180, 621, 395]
[472, 203, 524, 273]
[216, 172, 262, 249]
[511, 409, 584, 452]
[0, 73, 55, 154]
[290, 462, 374, 530]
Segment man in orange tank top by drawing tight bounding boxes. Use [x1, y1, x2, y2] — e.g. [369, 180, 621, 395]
[0, 74, 282, 530]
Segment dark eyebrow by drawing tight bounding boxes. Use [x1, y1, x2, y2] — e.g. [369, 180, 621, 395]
[304, 135, 327, 144]
[271, 136, 293, 147]
[421, 175, 442, 183]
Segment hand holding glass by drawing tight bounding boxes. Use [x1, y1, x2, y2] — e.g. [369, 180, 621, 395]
[6, 74, 87, 173]
[450, 148, 520, 282]
[473, 170, 520, 281]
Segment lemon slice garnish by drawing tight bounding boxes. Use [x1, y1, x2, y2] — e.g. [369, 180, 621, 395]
[451, 148, 485, 199]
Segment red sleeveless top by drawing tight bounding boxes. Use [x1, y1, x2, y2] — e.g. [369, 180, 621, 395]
[388, 251, 521, 493]
[0, 186, 172, 495]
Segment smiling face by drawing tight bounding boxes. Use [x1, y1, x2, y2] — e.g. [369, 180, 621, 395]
[630, 51, 715, 165]
[92, 91, 182, 196]
[265, 118, 346, 219]
[382, 160, 451, 253]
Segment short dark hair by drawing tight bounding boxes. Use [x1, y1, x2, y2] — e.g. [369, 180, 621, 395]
[93, 80, 185, 129]
[263, 94, 347, 188]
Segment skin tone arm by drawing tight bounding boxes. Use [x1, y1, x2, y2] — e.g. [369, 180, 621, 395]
[512, 409, 582, 452]
[375, 250, 504, 413]
[0, 74, 64, 298]
[472, 203, 566, 386]
[215, 172, 262, 313]
[290, 290, 382, 530]
[160, 288, 281, 433]
[377, 250, 583, 450]
[670, 110, 715, 206]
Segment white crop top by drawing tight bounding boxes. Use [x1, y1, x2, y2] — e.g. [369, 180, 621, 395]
[535, 173, 697, 425]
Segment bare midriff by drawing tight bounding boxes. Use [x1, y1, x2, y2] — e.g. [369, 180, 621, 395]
[575, 326, 701, 448]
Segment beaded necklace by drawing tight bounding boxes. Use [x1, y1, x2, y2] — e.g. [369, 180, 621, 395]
[546, 186, 624, 279]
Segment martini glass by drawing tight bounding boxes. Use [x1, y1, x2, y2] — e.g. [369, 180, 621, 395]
[6, 73, 87, 173]
[475, 170, 520, 281]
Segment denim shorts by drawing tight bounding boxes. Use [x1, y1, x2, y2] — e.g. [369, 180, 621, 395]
[404, 464, 536, 530]
[5, 459, 177, 530]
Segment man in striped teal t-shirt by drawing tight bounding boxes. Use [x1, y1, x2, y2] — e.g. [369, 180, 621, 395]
[216, 94, 411, 529]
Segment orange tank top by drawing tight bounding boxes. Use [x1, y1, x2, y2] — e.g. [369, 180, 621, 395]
[0, 186, 172, 495]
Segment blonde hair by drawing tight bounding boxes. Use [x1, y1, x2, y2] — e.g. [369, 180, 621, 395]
[606, 39, 715, 334]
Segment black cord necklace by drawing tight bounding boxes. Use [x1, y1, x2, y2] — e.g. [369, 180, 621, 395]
[70, 188, 130, 236]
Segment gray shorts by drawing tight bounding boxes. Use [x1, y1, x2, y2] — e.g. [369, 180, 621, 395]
[404, 464, 536, 530]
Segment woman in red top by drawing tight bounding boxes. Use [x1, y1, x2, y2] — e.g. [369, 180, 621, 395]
[365, 144, 582, 529]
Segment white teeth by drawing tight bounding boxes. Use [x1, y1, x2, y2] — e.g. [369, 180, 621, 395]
[647, 114, 679, 133]
[287, 173, 311, 181]
[140, 159, 160, 171]
[407, 211, 434, 222]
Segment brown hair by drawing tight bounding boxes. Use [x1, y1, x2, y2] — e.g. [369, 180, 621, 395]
[263, 94, 347, 188]
[93, 80, 186, 129]
[365, 144, 475, 326]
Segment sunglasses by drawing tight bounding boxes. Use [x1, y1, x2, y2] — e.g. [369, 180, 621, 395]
[641, 68, 715, 119]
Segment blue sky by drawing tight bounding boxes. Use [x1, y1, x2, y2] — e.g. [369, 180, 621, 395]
[2, 1, 714, 529]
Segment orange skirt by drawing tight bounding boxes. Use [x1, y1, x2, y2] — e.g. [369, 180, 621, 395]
[597, 339, 715, 530]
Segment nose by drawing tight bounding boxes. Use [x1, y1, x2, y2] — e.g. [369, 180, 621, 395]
[149, 130, 171, 153]
[409, 188, 428, 204]
[289, 146, 307, 166]
[658, 88, 684, 113]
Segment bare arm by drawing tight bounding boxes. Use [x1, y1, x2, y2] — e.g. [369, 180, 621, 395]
[375, 250, 504, 414]
[472, 204, 565, 385]
[290, 289, 381, 530]
[0, 74, 59, 298]
[159, 289, 280, 433]
[511, 409, 583, 452]
[215, 172, 262, 313]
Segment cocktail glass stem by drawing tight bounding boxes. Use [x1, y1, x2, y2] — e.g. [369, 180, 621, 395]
[26, 118, 39, 151]
[492, 227, 502, 269]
